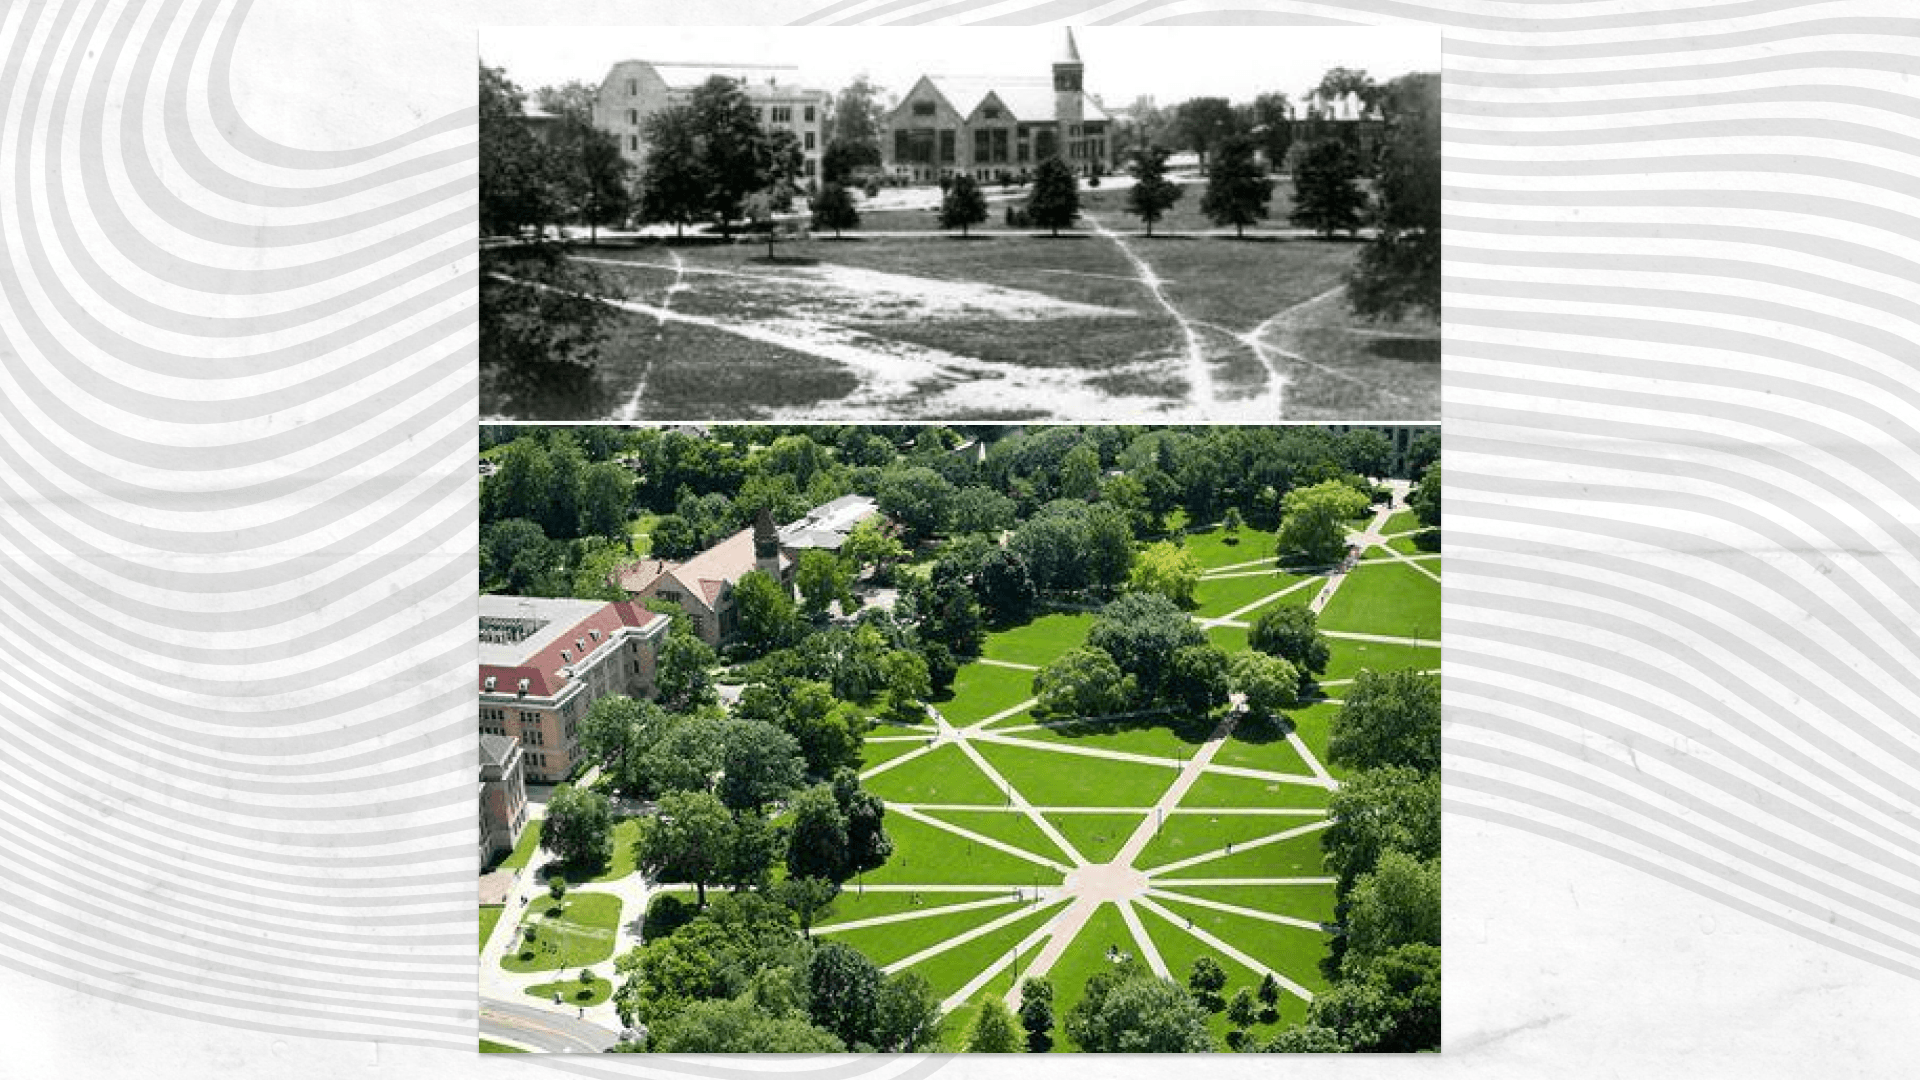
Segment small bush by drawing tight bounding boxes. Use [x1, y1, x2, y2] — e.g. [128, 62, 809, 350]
[1088, 174, 1102, 188]
[863, 180, 880, 198]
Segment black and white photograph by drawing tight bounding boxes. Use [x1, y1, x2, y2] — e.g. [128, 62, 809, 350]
[478, 27, 1440, 422]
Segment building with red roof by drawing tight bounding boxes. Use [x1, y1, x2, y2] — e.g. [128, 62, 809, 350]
[610, 509, 793, 647]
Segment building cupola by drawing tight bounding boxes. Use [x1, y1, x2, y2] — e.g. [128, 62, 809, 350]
[1052, 28, 1084, 92]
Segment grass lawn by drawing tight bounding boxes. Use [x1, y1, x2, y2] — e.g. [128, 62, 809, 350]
[1160, 828, 1329, 880]
[820, 901, 1035, 968]
[1379, 510, 1419, 535]
[1136, 814, 1324, 870]
[1179, 772, 1331, 810]
[1280, 702, 1345, 778]
[500, 892, 623, 972]
[1386, 534, 1425, 556]
[1042, 902, 1142, 1051]
[920, 809, 1074, 865]
[865, 743, 1008, 805]
[1267, 293, 1439, 421]
[1190, 571, 1317, 619]
[576, 819, 640, 884]
[1044, 812, 1146, 864]
[938, 936, 1050, 1050]
[1148, 894, 1332, 995]
[479, 905, 504, 952]
[981, 612, 1094, 666]
[1206, 624, 1250, 654]
[861, 736, 935, 772]
[1213, 723, 1316, 775]
[1005, 714, 1213, 760]
[974, 741, 1179, 807]
[1318, 562, 1440, 640]
[1321, 639, 1440, 682]
[936, 662, 1038, 725]
[1143, 234, 1361, 334]
[499, 819, 542, 871]
[1178, 525, 1280, 570]
[522, 974, 614, 1007]
[861, 814, 1068, 886]
[479, 1039, 527, 1053]
[816, 890, 1013, 928]
[1152, 882, 1337, 926]
[907, 900, 1065, 1006]
[1135, 902, 1312, 1036]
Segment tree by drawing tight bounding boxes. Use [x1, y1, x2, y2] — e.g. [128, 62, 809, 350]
[639, 790, 732, 906]
[842, 516, 906, 577]
[1222, 506, 1244, 542]
[807, 941, 882, 1048]
[541, 783, 613, 871]
[656, 630, 719, 712]
[1340, 429, 1394, 481]
[716, 721, 806, 813]
[478, 64, 555, 236]
[636, 105, 707, 239]
[1123, 145, 1184, 237]
[827, 75, 887, 179]
[1059, 444, 1102, 503]
[949, 485, 1018, 536]
[1288, 137, 1367, 238]
[1248, 91, 1295, 171]
[811, 181, 860, 238]
[1167, 643, 1233, 715]
[876, 466, 955, 543]
[686, 77, 774, 237]
[733, 570, 801, 655]
[722, 811, 781, 893]
[1261, 1024, 1349, 1053]
[648, 998, 844, 1052]
[547, 112, 633, 243]
[1349, 72, 1441, 319]
[1227, 986, 1259, 1033]
[1323, 765, 1441, 896]
[835, 771, 894, 875]
[1275, 480, 1370, 566]
[1406, 430, 1440, 479]
[1409, 464, 1441, 528]
[1172, 96, 1240, 165]
[1031, 646, 1136, 720]
[875, 971, 945, 1051]
[548, 875, 569, 905]
[1351, 943, 1441, 1052]
[965, 996, 1022, 1052]
[1069, 974, 1215, 1052]
[1330, 669, 1441, 774]
[1249, 605, 1331, 685]
[883, 649, 932, 724]
[977, 549, 1038, 624]
[1086, 592, 1205, 701]
[1018, 978, 1055, 1052]
[1187, 956, 1228, 1011]
[1026, 156, 1081, 237]
[1231, 650, 1300, 722]
[1128, 541, 1202, 608]
[579, 460, 635, 540]
[796, 549, 853, 618]
[1200, 137, 1273, 239]
[648, 514, 700, 560]
[785, 783, 850, 881]
[1342, 852, 1441, 969]
[578, 695, 647, 769]
[939, 174, 989, 237]
[1257, 972, 1281, 1019]
[770, 876, 839, 938]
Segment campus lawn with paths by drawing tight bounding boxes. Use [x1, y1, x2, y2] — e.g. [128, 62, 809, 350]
[1039, 901, 1144, 1051]
[1318, 560, 1440, 640]
[859, 814, 1070, 887]
[522, 975, 614, 1008]
[1135, 814, 1327, 871]
[1148, 893, 1333, 995]
[936, 662, 1038, 725]
[500, 892, 624, 972]
[865, 742, 1009, 805]
[498, 820, 542, 871]
[1152, 881, 1338, 926]
[1179, 525, 1280, 570]
[820, 900, 1043, 969]
[1042, 812, 1147, 865]
[861, 735, 937, 771]
[480, 905, 504, 951]
[1212, 723, 1318, 774]
[981, 612, 1094, 666]
[1178, 770, 1331, 810]
[1004, 715, 1211, 760]
[1160, 828, 1330, 880]
[918, 808, 1074, 865]
[1321, 639, 1439, 682]
[1136, 903, 1312, 1035]
[815, 890, 1015, 928]
[1190, 571, 1318, 619]
[972, 741, 1180, 807]
[902, 900, 1066, 1004]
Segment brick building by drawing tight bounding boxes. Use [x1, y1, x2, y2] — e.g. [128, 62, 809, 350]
[612, 509, 793, 648]
[478, 734, 530, 866]
[593, 60, 830, 180]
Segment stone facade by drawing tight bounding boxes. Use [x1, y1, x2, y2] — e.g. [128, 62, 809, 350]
[593, 60, 830, 181]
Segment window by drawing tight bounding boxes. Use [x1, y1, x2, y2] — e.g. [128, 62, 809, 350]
[804, 105, 815, 122]
[628, 109, 637, 126]
[628, 79, 636, 96]
[521, 724, 544, 746]
[939, 129, 955, 164]
[804, 131, 815, 150]
[912, 101, 936, 117]
[983, 106, 1001, 120]
[629, 135, 637, 151]
[991, 128, 1009, 163]
[973, 128, 990, 162]
[771, 106, 792, 123]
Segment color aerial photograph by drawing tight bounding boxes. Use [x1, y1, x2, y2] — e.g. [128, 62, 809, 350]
[477, 27, 1440, 422]
[475, 424, 1440, 1054]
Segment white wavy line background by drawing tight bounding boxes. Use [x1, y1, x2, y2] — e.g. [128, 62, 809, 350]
[3, 0, 1918, 1072]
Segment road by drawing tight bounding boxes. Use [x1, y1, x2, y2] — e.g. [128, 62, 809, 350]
[481, 996, 621, 1053]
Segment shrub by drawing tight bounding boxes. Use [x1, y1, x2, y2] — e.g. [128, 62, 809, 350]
[864, 180, 879, 198]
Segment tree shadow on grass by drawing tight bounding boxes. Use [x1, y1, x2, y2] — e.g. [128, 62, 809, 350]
[747, 255, 822, 266]
[1035, 711, 1218, 749]
[1364, 336, 1440, 363]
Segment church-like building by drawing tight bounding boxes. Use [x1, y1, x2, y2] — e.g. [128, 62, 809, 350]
[880, 29, 1112, 183]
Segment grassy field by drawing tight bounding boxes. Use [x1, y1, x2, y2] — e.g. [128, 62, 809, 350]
[861, 814, 1069, 887]
[1191, 571, 1318, 619]
[974, 742, 1180, 807]
[498, 820, 542, 871]
[1135, 813, 1323, 870]
[919, 808, 1075, 865]
[820, 901, 1037, 968]
[937, 662, 1038, 725]
[1154, 881, 1338, 926]
[1322, 638, 1441, 682]
[861, 736, 935, 771]
[1179, 771, 1332, 810]
[1044, 812, 1146, 864]
[1135, 903, 1311, 1038]
[479, 905, 504, 952]
[1149, 894, 1332, 995]
[816, 890, 1015, 928]
[1162, 828, 1330, 880]
[1319, 561, 1440, 640]
[866, 743, 1008, 805]
[1003, 714, 1213, 760]
[907, 901, 1064, 1006]
[1041, 902, 1142, 1051]
[1379, 510, 1420, 535]
[522, 974, 614, 1007]
[1282, 702, 1346, 778]
[1180, 525, 1280, 570]
[479, 1040, 528, 1053]
[1212, 723, 1317, 774]
[500, 892, 623, 972]
[1207, 623, 1250, 654]
[981, 612, 1094, 666]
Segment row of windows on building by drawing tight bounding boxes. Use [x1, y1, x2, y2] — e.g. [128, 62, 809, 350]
[893, 127, 1102, 167]
[621, 105, 816, 127]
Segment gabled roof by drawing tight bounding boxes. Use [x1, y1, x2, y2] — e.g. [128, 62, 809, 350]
[916, 74, 1109, 124]
[614, 525, 792, 613]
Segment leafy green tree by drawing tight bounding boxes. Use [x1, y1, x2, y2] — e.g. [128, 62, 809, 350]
[835, 771, 894, 875]
[1340, 429, 1394, 481]
[796, 549, 854, 617]
[733, 570, 801, 655]
[1260, 1024, 1349, 1052]
[939, 175, 989, 237]
[1168, 643, 1233, 715]
[875, 971, 945, 1051]
[1227, 986, 1259, 1032]
[478, 64, 555, 236]
[949, 485, 1017, 536]
[722, 811, 781, 893]
[648, 998, 845, 1052]
[1026, 156, 1081, 237]
[637, 105, 706, 238]
[1086, 592, 1206, 701]
[876, 466, 955, 542]
[1409, 464, 1440, 528]
[656, 630, 719, 712]
[1059, 444, 1102, 503]
[548, 875, 568, 905]
[1188, 956, 1228, 1011]
[1231, 650, 1300, 722]
[579, 460, 635, 540]
[1018, 978, 1055, 1052]
[1275, 480, 1370, 566]
[686, 76, 774, 237]
[648, 514, 700, 560]
[1257, 972, 1281, 1020]
[1200, 137, 1273, 238]
[1302, 981, 1392, 1052]
[1222, 506, 1244, 542]
[1129, 541, 1202, 608]
[485, 438, 553, 525]
[1342, 851, 1441, 967]
[785, 783, 850, 882]
[1330, 669, 1441, 774]
[883, 649, 932, 724]
[977, 549, 1038, 624]
[1032, 646, 1136, 720]
[1288, 137, 1366, 238]
[841, 516, 906, 576]
[1349, 943, 1441, 1052]
[807, 941, 883, 1048]
[1406, 430, 1440, 479]
[640, 790, 732, 905]
[812, 181, 860, 238]
[481, 518, 557, 595]
[1323, 765, 1441, 895]
[1349, 72, 1441, 319]
[1070, 973, 1216, 1052]
[1125, 145, 1183, 236]
[541, 783, 613, 871]
[716, 720, 806, 813]
[578, 695, 648, 769]
[966, 996, 1022, 1052]
[908, 577, 985, 658]
[1248, 606, 1330, 686]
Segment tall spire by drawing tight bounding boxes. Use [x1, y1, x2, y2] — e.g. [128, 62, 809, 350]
[1059, 27, 1082, 64]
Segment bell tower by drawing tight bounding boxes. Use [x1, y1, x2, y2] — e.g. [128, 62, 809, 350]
[753, 508, 783, 583]
[1052, 28, 1084, 128]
